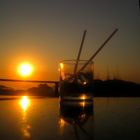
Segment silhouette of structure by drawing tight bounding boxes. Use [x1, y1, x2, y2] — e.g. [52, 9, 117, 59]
[0, 78, 59, 96]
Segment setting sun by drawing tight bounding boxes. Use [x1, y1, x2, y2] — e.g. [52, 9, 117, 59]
[18, 63, 33, 77]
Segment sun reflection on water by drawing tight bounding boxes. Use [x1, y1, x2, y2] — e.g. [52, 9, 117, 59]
[20, 96, 30, 111]
[19, 96, 31, 139]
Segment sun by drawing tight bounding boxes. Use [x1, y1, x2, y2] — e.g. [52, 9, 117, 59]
[18, 62, 33, 77]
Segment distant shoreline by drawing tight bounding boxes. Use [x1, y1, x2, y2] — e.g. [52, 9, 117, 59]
[0, 79, 140, 97]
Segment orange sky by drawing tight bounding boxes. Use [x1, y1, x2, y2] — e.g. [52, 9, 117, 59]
[0, 0, 140, 84]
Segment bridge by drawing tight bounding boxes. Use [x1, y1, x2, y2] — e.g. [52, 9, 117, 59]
[0, 78, 59, 96]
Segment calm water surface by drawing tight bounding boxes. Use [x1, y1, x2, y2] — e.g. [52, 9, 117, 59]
[0, 96, 140, 140]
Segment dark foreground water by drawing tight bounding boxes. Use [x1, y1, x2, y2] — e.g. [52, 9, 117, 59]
[0, 96, 140, 140]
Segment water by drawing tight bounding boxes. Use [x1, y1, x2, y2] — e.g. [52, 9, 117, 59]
[0, 96, 140, 140]
[94, 97, 140, 140]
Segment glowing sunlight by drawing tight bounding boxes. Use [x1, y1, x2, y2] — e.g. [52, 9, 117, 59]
[20, 96, 30, 111]
[18, 63, 33, 77]
[80, 94, 87, 100]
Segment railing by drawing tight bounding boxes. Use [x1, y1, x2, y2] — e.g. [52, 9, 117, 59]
[0, 78, 59, 96]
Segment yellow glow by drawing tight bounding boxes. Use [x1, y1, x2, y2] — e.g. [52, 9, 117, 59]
[59, 118, 66, 136]
[18, 63, 33, 77]
[60, 63, 64, 69]
[60, 63, 65, 80]
[80, 101, 86, 107]
[19, 96, 31, 138]
[20, 96, 30, 111]
[83, 81, 87, 85]
[80, 94, 87, 100]
[22, 126, 31, 138]
[59, 118, 66, 128]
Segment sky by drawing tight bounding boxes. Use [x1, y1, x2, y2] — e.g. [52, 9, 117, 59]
[0, 0, 140, 84]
